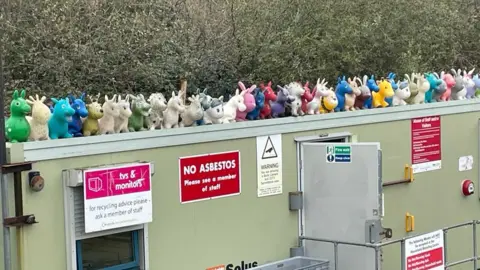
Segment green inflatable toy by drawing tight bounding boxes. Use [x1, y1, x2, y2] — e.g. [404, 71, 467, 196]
[5, 89, 31, 143]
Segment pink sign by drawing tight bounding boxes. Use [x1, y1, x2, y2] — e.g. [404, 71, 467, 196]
[84, 163, 151, 200]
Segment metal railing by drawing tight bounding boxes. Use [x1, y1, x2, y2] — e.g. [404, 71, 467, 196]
[298, 220, 480, 270]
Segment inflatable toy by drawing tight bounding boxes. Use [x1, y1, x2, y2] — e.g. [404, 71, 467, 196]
[346, 77, 361, 111]
[5, 89, 31, 143]
[450, 69, 467, 100]
[392, 80, 410, 106]
[354, 75, 372, 109]
[285, 82, 305, 116]
[259, 82, 276, 119]
[334, 76, 353, 112]
[236, 82, 256, 121]
[306, 78, 329, 115]
[98, 94, 119, 134]
[203, 96, 224, 124]
[271, 85, 294, 118]
[246, 88, 265, 120]
[372, 79, 394, 108]
[300, 82, 314, 114]
[48, 97, 75, 139]
[180, 95, 203, 127]
[26, 94, 50, 141]
[114, 95, 132, 133]
[67, 93, 88, 137]
[319, 88, 338, 114]
[147, 93, 167, 130]
[162, 91, 184, 129]
[83, 93, 103, 136]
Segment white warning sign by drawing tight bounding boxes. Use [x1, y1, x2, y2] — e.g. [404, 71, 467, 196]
[256, 134, 282, 197]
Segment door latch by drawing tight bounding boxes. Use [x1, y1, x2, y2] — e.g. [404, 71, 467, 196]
[380, 228, 393, 239]
[366, 220, 393, 243]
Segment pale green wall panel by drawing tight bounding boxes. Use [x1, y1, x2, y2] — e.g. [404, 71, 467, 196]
[8, 110, 480, 270]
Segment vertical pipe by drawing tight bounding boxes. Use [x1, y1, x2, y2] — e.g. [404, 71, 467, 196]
[0, 18, 11, 270]
[400, 240, 406, 270]
[443, 230, 448, 266]
[374, 247, 380, 270]
[473, 222, 478, 270]
[333, 242, 338, 270]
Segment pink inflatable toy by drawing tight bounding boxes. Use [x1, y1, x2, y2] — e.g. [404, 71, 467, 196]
[235, 81, 257, 121]
[440, 71, 455, 101]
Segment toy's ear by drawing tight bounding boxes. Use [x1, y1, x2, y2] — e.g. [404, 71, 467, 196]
[13, 90, 19, 99]
[337, 77, 341, 83]
[235, 89, 240, 96]
[40, 96, 47, 103]
[267, 81, 272, 87]
[238, 81, 247, 91]
[370, 75, 375, 80]
[249, 85, 257, 92]
[171, 91, 176, 98]
[342, 76, 346, 81]
[51, 98, 59, 104]
[304, 81, 309, 88]
[80, 92, 86, 101]
[218, 95, 224, 102]
[187, 97, 194, 103]
[68, 94, 75, 103]
[20, 89, 26, 99]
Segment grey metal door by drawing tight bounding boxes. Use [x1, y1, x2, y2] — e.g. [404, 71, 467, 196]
[300, 142, 382, 270]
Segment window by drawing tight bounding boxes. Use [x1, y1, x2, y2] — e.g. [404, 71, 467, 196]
[76, 231, 140, 270]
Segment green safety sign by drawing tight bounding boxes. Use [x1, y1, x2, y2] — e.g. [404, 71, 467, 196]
[326, 145, 351, 163]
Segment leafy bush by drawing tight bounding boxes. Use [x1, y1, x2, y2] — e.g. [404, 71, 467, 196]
[1, 0, 479, 108]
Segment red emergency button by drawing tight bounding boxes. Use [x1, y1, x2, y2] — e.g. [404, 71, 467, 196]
[461, 180, 474, 196]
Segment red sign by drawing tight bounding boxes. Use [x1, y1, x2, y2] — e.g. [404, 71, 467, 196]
[84, 163, 151, 200]
[411, 116, 441, 173]
[179, 151, 241, 203]
[406, 247, 443, 270]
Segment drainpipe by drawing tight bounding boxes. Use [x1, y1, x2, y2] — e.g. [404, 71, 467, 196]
[0, 26, 12, 270]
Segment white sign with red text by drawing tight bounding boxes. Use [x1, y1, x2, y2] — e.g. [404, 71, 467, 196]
[83, 163, 152, 233]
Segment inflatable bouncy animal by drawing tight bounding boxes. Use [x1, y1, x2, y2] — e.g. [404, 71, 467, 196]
[5, 89, 31, 143]
[439, 71, 456, 101]
[450, 69, 467, 100]
[335, 76, 353, 112]
[147, 93, 167, 130]
[222, 89, 247, 123]
[354, 76, 372, 109]
[203, 96, 224, 124]
[236, 82, 256, 121]
[306, 78, 329, 115]
[363, 75, 380, 109]
[26, 94, 50, 141]
[259, 82, 277, 119]
[346, 77, 361, 111]
[473, 74, 480, 97]
[48, 97, 75, 139]
[300, 82, 314, 114]
[98, 94, 119, 135]
[180, 95, 203, 127]
[83, 94, 104, 136]
[246, 88, 265, 120]
[285, 82, 305, 116]
[128, 94, 151, 131]
[114, 95, 132, 133]
[424, 73, 444, 103]
[319, 88, 338, 114]
[372, 79, 394, 108]
[162, 91, 184, 129]
[432, 72, 447, 102]
[405, 73, 428, 105]
[385, 72, 398, 107]
[271, 86, 295, 118]
[462, 69, 476, 99]
[392, 80, 410, 106]
[67, 93, 88, 137]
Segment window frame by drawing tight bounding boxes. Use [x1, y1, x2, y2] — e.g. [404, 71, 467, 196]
[76, 230, 140, 270]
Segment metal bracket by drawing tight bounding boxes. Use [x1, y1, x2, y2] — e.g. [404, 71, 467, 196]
[289, 192, 303, 211]
[1, 162, 32, 174]
[4, 214, 37, 227]
[365, 219, 393, 243]
[365, 219, 382, 243]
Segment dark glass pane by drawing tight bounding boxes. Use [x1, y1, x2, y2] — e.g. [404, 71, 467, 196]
[80, 231, 134, 270]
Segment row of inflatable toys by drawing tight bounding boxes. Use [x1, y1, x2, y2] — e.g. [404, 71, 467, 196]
[4, 69, 480, 143]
